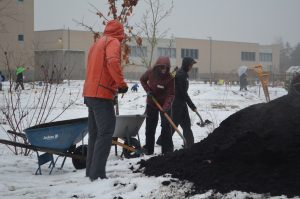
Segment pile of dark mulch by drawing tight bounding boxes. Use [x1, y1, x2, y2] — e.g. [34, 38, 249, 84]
[138, 94, 300, 197]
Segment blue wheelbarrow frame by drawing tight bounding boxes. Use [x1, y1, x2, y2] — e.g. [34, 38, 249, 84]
[24, 117, 88, 175]
[0, 115, 146, 174]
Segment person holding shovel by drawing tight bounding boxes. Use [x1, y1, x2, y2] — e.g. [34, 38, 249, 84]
[83, 19, 128, 181]
[157, 57, 197, 148]
[140, 56, 175, 155]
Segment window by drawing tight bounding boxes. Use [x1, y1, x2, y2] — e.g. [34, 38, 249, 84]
[259, 53, 272, 62]
[181, 48, 198, 59]
[18, 34, 24, 42]
[17, 0, 24, 2]
[157, 47, 176, 58]
[129, 46, 147, 57]
[241, 52, 255, 61]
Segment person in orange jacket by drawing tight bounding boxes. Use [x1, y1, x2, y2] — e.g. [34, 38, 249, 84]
[83, 20, 128, 181]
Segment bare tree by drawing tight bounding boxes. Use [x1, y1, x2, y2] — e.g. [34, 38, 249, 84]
[0, 51, 80, 155]
[134, 0, 174, 68]
[74, 0, 140, 65]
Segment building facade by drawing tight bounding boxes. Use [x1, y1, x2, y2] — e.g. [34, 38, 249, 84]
[0, 0, 34, 79]
[0, 0, 280, 82]
[125, 37, 280, 82]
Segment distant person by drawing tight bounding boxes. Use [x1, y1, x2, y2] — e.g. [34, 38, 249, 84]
[289, 74, 300, 96]
[15, 66, 25, 90]
[0, 71, 5, 91]
[83, 20, 128, 181]
[239, 73, 248, 91]
[140, 56, 175, 155]
[156, 57, 197, 148]
[131, 83, 139, 92]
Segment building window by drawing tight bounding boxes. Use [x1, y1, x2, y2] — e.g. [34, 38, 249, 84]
[18, 34, 24, 41]
[129, 45, 147, 57]
[181, 48, 198, 59]
[17, 0, 24, 2]
[259, 53, 272, 62]
[157, 47, 176, 58]
[241, 52, 255, 61]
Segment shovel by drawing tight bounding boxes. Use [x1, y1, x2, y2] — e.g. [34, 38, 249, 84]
[194, 110, 212, 127]
[149, 95, 187, 147]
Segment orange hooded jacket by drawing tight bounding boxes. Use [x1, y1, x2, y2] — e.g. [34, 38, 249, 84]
[83, 20, 127, 100]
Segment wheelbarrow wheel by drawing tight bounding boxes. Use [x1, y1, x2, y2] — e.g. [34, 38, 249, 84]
[72, 144, 87, 170]
[123, 138, 141, 159]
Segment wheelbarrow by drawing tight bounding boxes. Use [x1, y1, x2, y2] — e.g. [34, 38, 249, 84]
[0, 117, 89, 175]
[112, 114, 146, 159]
[0, 115, 146, 174]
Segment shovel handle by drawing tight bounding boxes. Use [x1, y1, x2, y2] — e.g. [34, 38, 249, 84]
[195, 110, 204, 124]
[150, 96, 187, 146]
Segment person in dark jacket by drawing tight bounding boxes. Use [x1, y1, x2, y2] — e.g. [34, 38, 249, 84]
[157, 57, 197, 147]
[131, 83, 139, 92]
[140, 56, 175, 155]
[239, 73, 248, 91]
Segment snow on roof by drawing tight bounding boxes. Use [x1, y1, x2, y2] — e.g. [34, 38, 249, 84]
[286, 66, 300, 74]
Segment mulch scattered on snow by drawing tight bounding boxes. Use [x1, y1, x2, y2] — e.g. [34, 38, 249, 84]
[138, 93, 300, 197]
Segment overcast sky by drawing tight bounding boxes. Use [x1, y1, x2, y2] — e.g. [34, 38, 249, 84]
[34, 0, 300, 46]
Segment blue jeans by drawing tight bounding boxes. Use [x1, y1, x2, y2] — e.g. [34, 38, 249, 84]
[84, 97, 116, 180]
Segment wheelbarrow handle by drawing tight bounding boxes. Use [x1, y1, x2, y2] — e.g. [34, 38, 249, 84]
[149, 95, 187, 146]
[112, 139, 136, 152]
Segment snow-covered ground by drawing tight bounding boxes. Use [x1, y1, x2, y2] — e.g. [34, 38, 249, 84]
[0, 80, 295, 199]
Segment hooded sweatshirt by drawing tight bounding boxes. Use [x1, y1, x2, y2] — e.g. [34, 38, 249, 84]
[173, 57, 196, 110]
[140, 56, 175, 110]
[83, 20, 127, 100]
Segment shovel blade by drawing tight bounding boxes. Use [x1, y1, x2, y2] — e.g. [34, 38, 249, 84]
[204, 119, 212, 124]
[196, 122, 205, 127]
[196, 120, 212, 127]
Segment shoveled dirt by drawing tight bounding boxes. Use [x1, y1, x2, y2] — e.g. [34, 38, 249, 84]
[139, 94, 300, 197]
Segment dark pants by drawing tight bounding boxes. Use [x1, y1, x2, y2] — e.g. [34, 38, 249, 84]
[84, 97, 116, 180]
[15, 81, 24, 90]
[144, 105, 173, 154]
[157, 102, 194, 148]
[172, 102, 194, 147]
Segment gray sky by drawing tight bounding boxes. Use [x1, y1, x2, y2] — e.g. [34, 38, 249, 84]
[34, 0, 300, 46]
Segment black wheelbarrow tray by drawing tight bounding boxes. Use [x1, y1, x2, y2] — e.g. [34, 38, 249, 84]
[0, 114, 146, 174]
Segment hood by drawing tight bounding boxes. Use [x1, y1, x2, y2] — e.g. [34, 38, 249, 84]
[153, 56, 171, 70]
[181, 57, 196, 72]
[151, 56, 171, 79]
[103, 20, 125, 42]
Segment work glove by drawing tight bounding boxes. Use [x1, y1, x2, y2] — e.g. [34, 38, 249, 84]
[192, 107, 197, 112]
[146, 91, 153, 97]
[118, 86, 128, 94]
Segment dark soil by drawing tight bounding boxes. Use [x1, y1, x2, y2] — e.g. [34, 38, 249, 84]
[139, 94, 300, 197]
